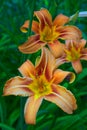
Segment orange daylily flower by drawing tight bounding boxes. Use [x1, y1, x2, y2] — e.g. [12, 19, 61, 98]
[3, 47, 77, 124]
[56, 39, 87, 73]
[19, 8, 82, 58]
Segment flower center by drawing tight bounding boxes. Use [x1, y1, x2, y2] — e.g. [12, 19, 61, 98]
[40, 25, 59, 43]
[65, 46, 81, 61]
[28, 75, 52, 99]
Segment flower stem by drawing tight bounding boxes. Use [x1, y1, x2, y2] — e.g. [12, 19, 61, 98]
[20, 97, 27, 130]
[20, 1, 36, 129]
[0, 103, 4, 130]
[27, 0, 36, 36]
[20, 97, 24, 130]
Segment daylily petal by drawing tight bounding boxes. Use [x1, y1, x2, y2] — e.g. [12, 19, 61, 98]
[65, 39, 74, 47]
[81, 48, 87, 60]
[45, 47, 56, 80]
[35, 47, 56, 80]
[53, 69, 75, 84]
[72, 60, 82, 73]
[53, 14, 69, 26]
[59, 26, 82, 40]
[20, 20, 39, 33]
[48, 40, 65, 58]
[19, 34, 46, 54]
[80, 39, 86, 48]
[56, 57, 66, 67]
[3, 76, 32, 96]
[52, 85, 77, 110]
[34, 8, 52, 31]
[18, 60, 36, 77]
[45, 90, 77, 114]
[81, 55, 87, 60]
[35, 47, 47, 76]
[24, 96, 42, 124]
[65, 39, 86, 49]
[82, 48, 87, 54]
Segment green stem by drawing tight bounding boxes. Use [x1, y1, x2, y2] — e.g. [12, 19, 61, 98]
[49, 116, 56, 130]
[20, 1, 36, 129]
[27, 0, 36, 36]
[0, 103, 4, 130]
[0, 123, 15, 130]
[20, 97, 27, 130]
[49, 108, 58, 130]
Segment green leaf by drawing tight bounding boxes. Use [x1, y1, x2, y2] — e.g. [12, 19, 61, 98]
[76, 68, 87, 82]
[0, 35, 10, 47]
[77, 91, 87, 97]
[0, 123, 15, 130]
[69, 11, 79, 23]
[7, 109, 20, 126]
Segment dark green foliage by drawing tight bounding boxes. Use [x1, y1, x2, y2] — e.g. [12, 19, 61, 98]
[0, 0, 87, 130]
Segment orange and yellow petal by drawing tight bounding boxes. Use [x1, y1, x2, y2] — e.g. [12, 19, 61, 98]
[82, 48, 87, 54]
[79, 39, 86, 48]
[3, 76, 32, 96]
[52, 84, 77, 110]
[44, 85, 77, 114]
[81, 48, 87, 60]
[56, 57, 66, 67]
[20, 20, 29, 33]
[53, 14, 69, 26]
[34, 8, 52, 31]
[81, 55, 87, 60]
[44, 47, 56, 80]
[72, 60, 82, 73]
[53, 69, 75, 84]
[48, 40, 65, 58]
[35, 47, 56, 80]
[20, 20, 39, 33]
[19, 34, 46, 54]
[24, 96, 42, 124]
[18, 60, 36, 77]
[59, 26, 82, 40]
[35, 47, 47, 76]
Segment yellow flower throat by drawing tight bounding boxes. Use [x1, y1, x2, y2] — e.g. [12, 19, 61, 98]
[29, 75, 52, 99]
[40, 25, 59, 43]
[65, 46, 81, 61]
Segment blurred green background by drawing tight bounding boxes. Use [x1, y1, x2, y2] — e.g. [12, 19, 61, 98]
[0, 0, 87, 130]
